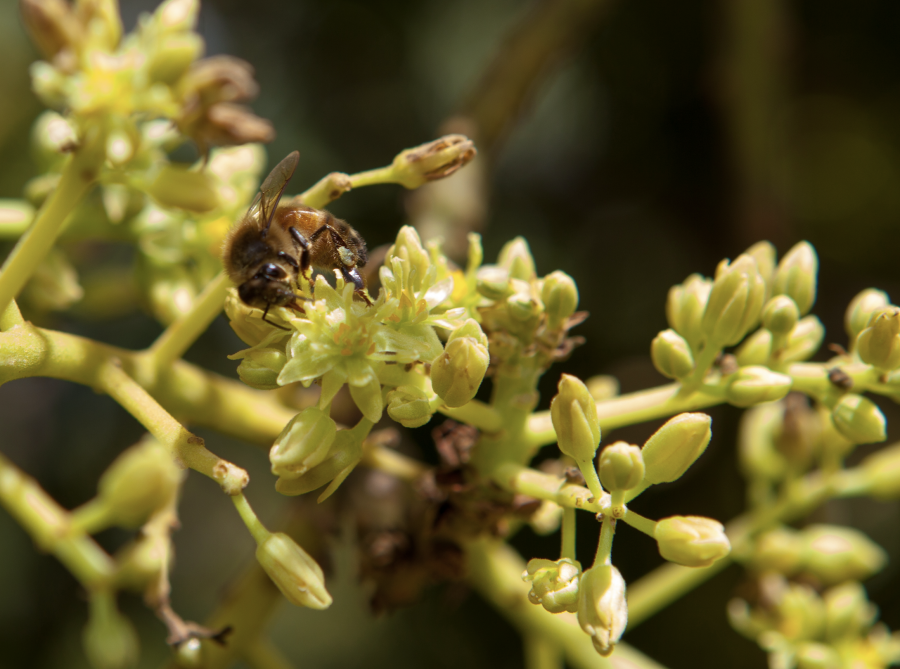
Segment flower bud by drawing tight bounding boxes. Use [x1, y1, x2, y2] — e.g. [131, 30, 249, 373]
[641, 413, 712, 484]
[270, 408, 337, 480]
[598, 442, 645, 493]
[576, 564, 628, 656]
[145, 164, 219, 213]
[795, 642, 840, 669]
[522, 557, 582, 614]
[386, 385, 435, 428]
[83, 591, 139, 669]
[855, 307, 900, 370]
[666, 273, 712, 349]
[735, 329, 772, 366]
[154, 0, 200, 32]
[773, 242, 818, 315]
[256, 532, 332, 609]
[778, 316, 825, 363]
[448, 318, 489, 347]
[542, 270, 579, 329]
[831, 394, 886, 445]
[236, 348, 286, 390]
[115, 533, 168, 592]
[275, 430, 363, 501]
[655, 515, 731, 568]
[431, 337, 489, 408]
[32, 111, 78, 161]
[224, 291, 274, 346]
[745, 241, 777, 296]
[147, 33, 203, 84]
[475, 265, 512, 300]
[507, 285, 543, 322]
[20, 0, 80, 60]
[390, 134, 476, 189]
[823, 581, 876, 641]
[725, 366, 792, 408]
[762, 295, 800, 335]
[860, 442, 900, 499]
[752, 527, 804, 574]
[799, 525, 887, 585]
[845, 289, 890, 344]
[651, 329, 695, 380]
[72, 439, 183, 533]
[701, 255, 766, 347]
[777, 582, 826, 641]
[497, 237, 537, 281]
[550, 374, 601, 464]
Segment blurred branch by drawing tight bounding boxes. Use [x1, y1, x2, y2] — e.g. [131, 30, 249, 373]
[716, 0, 792, 246]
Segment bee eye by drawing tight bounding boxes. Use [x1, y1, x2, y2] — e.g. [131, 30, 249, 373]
[260, 263, 286, 280]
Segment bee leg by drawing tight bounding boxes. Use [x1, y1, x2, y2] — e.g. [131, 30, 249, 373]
[288, 227, 312, 287]
[342, 267, 372, 306]
[261, 303, 290, 331]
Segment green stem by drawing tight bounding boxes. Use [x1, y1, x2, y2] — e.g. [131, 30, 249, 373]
[621, 509, 657, 538]
[0, 298, 24, 331]
[594, 516, 615, 566]
[526, 383, 722, 448]
[560, 507, 576, 561]
[0, 452, 115, 588]
[524, 634, 563, 669]
[0, 129, 104, 316]
[360, 441, 428, 481]
[98, 360, 249, 495]
[578, 461, 605, 504]
[148, 272, 230, 367]
[439, 399, 504, 433]
[231, 493, 271, 545]
[347, 165, 396, 189]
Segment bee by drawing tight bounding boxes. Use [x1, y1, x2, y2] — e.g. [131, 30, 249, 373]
[222, 150, 370, 323]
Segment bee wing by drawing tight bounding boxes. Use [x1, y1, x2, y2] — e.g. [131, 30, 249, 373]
[257, 151, 299, 236]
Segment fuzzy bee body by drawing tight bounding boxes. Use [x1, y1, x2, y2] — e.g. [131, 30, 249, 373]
[222, 151, 369, 320]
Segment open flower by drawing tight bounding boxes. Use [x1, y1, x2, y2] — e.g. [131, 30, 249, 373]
[523, 557, 582, 614]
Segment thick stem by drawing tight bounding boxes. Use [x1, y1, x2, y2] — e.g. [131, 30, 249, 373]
[560, 507, 576, 561]
[0, 129, 104, 316]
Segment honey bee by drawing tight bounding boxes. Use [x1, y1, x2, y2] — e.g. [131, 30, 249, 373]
[222, 150, 369, 323]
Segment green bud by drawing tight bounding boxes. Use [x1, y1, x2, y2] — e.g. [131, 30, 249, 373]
[779, 316, 825, 363]
[147, 33, 203, 84]
[32, 111, 78, 161]
[507, 284, 543, 322]
[497, 237, 536, 281]
[823, 581, 876, 642]
[762, 295, 800, 335]
[431, 337, 489, 408]
[586, 375, 618, 401]
[115, 533, 168, 592]
[145, 164, 219, 213]
[83, 591, 139, 669]
[576, 564, 628, 657]
[522, 557, 582, 614]
[773, 241, 818, 316]
[275, 430, 363, 501]
[550, 374, 601, 464]
[860, 442, 900, 499]
[598, 442, 645, 493]
[666, 273, 712, 349]
[542, 270, 579, 329]
[655, 515, 731, 568]
[475, 266, 512, 300]
[269, 408, 337, 480]
[390, 134, 476, 189]
[641, 413, 712, 484]
[752, 527, 804, 574]
[777, 582, 826, 641]
[701, 255, 766, 347]
[725, 366, 792, 408]
[794, 642, 840, 669]
[256, 532, 332, 609]
[153, 0, 200, 32]
[448, 318, 489, 347]
[831, 394, 886, 445]
[72, 439, 182, 533]
[386, 385, 435, 428]
[22, 247, 84, 312]
[735, 329, 772, 366]
[799, 525, 887, 585]
[745, 241, 777, 298]
[20, 0, 80, 60]
[651, 329, 695, 380]
[236, 348, 286, 390]
[845, 289, 890, 344]
[224, 291, 274, 346]
[856, 307, 900, 370]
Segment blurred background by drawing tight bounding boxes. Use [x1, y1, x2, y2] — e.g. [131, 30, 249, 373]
[2, 0, 900, 667]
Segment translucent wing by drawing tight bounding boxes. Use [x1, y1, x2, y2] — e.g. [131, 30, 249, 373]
[255, 151, 299, 237]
